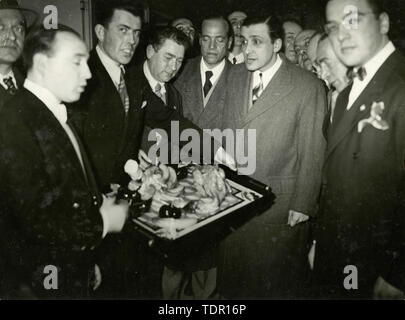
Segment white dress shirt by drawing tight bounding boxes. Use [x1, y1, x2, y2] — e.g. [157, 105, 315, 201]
[252, 54, 283, 92]
[24, 79, 109, 237]
[200, 58, 225, 106]
[0, 69, 18, 90]
[143, 61, 166, 96]
[96, 44, 123, 89]
[228, 52, 244, 64]
[347, 41, 395, 110]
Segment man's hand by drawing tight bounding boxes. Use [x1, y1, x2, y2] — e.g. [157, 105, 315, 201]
[99, 195, 129, 234]
[287, 210, 309, 227]
[214, 146, 237, 171]
[373, 276, 405, 300]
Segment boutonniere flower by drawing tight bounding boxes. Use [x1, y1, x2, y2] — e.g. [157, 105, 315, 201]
[357, 101, 389, 133]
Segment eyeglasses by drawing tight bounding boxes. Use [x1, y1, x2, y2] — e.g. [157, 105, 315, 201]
[324, 11, 375, 36]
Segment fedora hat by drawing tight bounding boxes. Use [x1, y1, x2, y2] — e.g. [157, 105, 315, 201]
[0, 0, 39, 28]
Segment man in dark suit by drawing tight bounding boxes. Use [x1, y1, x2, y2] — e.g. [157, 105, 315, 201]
[217, 14, 327, 299]
[313, 0, 405, 299]
[0, 25, 129, 299]
[175, 16, 233, 130]
[0, 0, 37, 110]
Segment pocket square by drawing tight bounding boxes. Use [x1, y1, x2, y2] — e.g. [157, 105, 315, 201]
[357, 101, 389, 133]
[141, 100, 147, 109]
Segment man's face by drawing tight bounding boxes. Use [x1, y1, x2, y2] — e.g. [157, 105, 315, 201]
[200, 19, 230, 68]
[97, 9, 141, 65]
[0, 9, 25, 68]
[172, 18, 195, 45]
[326, 0, 388, 67]
[317, 38, 349, 92]
[228, 11, 247, 47]
[241, 23, 281, 72]
[282, 21, 302, 63]
[147, 39, 185, 83]
[43, 32, 91, 103]
[294, 29, 316, 69]
[306, 33, 322, 75]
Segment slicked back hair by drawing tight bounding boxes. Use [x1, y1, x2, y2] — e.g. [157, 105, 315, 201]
[95, 0, 143, 28]
[23, 24, 81, 71]
[242, 14, 283, 44]
[148, 26, 190, 52]
[201, 15, 233, 39]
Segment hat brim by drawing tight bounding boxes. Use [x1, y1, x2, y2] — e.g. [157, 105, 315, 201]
[1, 7, 39, 28]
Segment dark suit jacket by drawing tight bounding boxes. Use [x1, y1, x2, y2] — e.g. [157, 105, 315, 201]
[218, 58, 327, 298]
[0, 88, 104, 299]
[314, 50, 405, 297]
[71, 51, 220, 191]
[129, 63, 221, 164]
[70, 49, 146, 191]
[0, 67, 24, 111]
[174, 56, 233, 130]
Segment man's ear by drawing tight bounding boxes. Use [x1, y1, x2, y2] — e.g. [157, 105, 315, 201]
[379, 12, 390, 35]
[94, 24, 105, 43]
[273, 38, 282, 53]
[227, 36, 233, 51]
[146, 44, 155, 59]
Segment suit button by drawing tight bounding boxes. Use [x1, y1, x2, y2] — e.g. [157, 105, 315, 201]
[73, 202, 80, 209]
[81, 246, 86, 251]
[92, 195, 97, 200]
[93, 201, 98, 206]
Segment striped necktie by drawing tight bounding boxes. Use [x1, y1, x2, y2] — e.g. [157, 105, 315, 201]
[118, 67, 130, 113]
[252, 72, 263, 104]
[154, 83, 166, 105]
[4, 77, 17, 95]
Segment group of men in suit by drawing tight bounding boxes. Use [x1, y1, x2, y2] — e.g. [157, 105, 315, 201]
[0, 0, 404, 300]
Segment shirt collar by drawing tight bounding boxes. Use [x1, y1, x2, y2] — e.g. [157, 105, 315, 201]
[201, 57, 225, 75]
[23, 79, 67, 123]
[143, 61, 166, 94]
[357, 41, 395, 82]
[228, 52, 244, 63]
[0, 69, 17, 88]
[96, 44, 123, 87]
[253, 54, 283, 90]
[200, 58, 226, 89]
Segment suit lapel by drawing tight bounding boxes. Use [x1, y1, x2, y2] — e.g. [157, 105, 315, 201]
[325, 51, 399, 160]
[22, 89, 88, 186]
[200, 60, 230, 121]
[243, 60, 293, 126]
[184, 58, 204, 120]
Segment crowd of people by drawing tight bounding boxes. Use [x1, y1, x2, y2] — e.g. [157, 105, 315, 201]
[0, 0, 404, 300]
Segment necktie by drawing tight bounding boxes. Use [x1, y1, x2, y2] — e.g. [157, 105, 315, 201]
[252, 72, 264, 104]
[347, 66, 367, 81]
[4, 77, 17, 95]
[154, 83, 166, 104]
[232, 57, 237, 65]
[203, 71, 213, 97]
[118, 67, 130, 113]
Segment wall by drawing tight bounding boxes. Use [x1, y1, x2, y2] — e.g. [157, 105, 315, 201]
[19, 0, 94, 48]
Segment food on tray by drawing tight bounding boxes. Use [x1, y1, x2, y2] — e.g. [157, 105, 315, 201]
[124, 153, 240, 233]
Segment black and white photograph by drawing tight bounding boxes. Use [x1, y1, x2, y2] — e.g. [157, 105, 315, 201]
[0, 0, 404, 303]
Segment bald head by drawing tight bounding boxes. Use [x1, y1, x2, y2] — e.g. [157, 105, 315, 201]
[316, 36, 349, 92]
